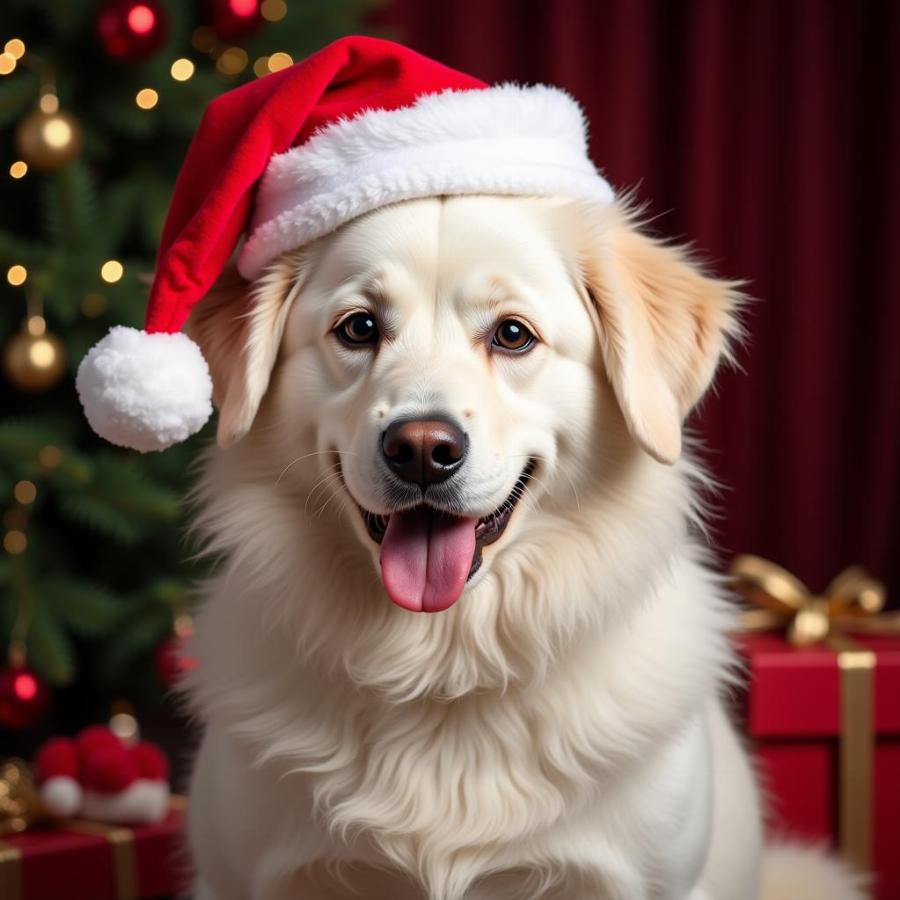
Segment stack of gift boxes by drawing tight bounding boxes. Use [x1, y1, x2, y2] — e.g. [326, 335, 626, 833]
[732, 556, 900, 900]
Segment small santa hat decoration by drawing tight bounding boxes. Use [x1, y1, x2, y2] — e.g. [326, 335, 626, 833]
[35, 725, 170, 825]
[76, 35, 614, 452]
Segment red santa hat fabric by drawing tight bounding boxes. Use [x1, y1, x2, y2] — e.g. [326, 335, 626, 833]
[76, 35, 614, 452]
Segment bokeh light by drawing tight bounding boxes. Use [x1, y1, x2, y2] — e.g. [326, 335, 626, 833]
[135, 88, 158, 109]
[127, 4, 156, 35]
[13, 672, 37, 701]
[7, 265, 27, 286]
[170, 58, 195, 81]
[216, 47, 248, 75]
[39, 93, 60, 114]
[43, 117, 73, 149]
[4, 39, 26, 59]
[100, 260, 124, 282]
[3, 530, 27, 555]
[14, 481, 37, 505]
[267, 51, 293, 73]
[229, 0, 258, 16]
[261, 0, 287, 22]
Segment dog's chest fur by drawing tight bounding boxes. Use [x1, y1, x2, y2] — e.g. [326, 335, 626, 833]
[192, 547, 728, 899]
[243, 655, 654, 898]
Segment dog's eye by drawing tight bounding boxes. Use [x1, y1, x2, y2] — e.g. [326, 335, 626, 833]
[492, 319, 535, 353]
[336, 312, 379, 347]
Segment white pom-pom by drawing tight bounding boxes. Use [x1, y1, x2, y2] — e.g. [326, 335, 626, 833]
[83, 780, 170, 825]
[41, 776, 83, 818]
[76, 326, 213, 452]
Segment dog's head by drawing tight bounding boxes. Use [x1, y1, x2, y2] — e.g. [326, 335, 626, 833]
[190, 195, 739, 623]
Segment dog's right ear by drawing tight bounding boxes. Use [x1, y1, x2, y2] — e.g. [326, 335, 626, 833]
[185, 251, 305, 448]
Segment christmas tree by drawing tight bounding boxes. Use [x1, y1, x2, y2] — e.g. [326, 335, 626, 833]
[0, 0, 373, 745]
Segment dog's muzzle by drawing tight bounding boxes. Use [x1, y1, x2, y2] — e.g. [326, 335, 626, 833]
[352, 457, 537, 614]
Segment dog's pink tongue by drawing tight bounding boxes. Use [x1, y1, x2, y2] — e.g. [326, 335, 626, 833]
[380, 509, 476, 613]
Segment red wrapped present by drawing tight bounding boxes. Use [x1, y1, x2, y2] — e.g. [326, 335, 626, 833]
[0, 796, 187, 900]
[731, 556, 900, 900]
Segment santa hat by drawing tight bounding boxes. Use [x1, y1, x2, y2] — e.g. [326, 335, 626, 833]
[35, 726, 170, 825]
[76, 35, 614, 452]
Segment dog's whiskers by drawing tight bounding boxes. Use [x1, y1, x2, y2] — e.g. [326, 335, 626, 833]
[304, 466, 344, 517]
[313, 480, 348, 520]
[275, 449, 357, 486]
[555, 468, 582, 513]
[505, 454, 581, 512]
[333, 494, 354, 528]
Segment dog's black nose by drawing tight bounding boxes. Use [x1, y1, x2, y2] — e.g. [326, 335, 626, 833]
[382, 417, 467, 486]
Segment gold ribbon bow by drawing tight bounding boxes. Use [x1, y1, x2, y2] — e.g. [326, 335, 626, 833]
[730, 554, 898, 646]
[730, 554, 900, 874]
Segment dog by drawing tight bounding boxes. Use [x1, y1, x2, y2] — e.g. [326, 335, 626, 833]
[182, 194, 865, 900]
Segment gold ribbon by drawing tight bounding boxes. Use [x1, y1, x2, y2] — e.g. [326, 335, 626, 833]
[730, 555, 900, 873]
[0, 839, 22, 900]
[0, 821, 136, 900]
[67, 820, 138, 900]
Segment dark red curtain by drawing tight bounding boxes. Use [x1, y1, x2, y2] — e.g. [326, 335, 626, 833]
[378, 0, 900, 602]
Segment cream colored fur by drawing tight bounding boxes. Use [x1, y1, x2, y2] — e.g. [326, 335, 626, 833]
[184, 196, 866, 900]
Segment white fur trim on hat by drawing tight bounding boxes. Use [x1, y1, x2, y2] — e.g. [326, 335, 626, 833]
[76, 326, 213, 452]
[238, 83, 614, 280]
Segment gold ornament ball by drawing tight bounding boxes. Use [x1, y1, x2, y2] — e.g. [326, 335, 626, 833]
[14, 108, 84, 171]
[3, 329, 67, 392]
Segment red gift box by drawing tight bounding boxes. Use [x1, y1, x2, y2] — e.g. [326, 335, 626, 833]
[0, 800, 187, 900]
[736, 631, 900, 900]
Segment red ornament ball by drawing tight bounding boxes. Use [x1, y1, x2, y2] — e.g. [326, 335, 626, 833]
[96, 0, 168, 62]
[0, 664, 49, 730]
[154, 633, 197, 689]
[208, 0, 264, 41]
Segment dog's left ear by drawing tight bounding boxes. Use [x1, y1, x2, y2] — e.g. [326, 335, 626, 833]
[185, 252, 304, 448]
[579, 206, 742, 464]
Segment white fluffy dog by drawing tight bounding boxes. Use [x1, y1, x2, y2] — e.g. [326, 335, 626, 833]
[184, 195, 865, 900]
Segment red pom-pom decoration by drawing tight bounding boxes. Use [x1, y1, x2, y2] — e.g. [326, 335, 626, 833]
[130, 741, 169, 781]
[35, 737, 79, 782]
[77, 724, 122, 756]
[82, 744, 138, 794]
[34, 725, 171, 822]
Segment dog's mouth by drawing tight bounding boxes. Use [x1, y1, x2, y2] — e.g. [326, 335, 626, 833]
[351, 459, 536, 613]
